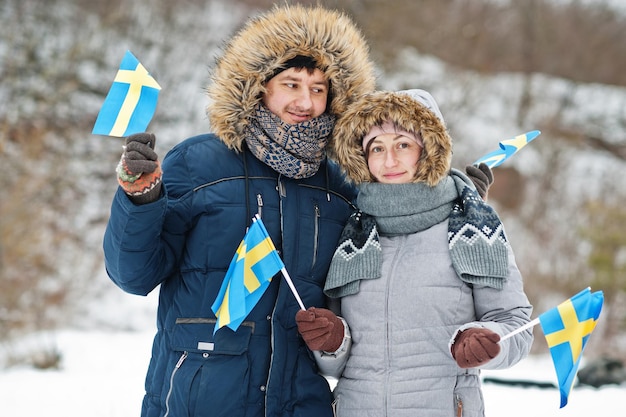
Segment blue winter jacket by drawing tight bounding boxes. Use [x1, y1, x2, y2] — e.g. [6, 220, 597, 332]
[103, 134, 357, 417]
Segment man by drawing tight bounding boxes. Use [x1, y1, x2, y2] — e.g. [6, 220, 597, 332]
[104, 5, 375, 417]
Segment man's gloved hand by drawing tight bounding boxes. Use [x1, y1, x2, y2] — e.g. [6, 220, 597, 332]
[295, 307, 345, 352]
[465, 163, 494, 200]
[123, 133, 159, 175]
[451, 328, 501, 368]
[117, 133, 162, 205]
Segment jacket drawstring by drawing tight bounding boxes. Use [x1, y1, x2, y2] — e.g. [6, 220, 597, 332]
[243, 148, 251, 226]
[325, 158, 331, 202]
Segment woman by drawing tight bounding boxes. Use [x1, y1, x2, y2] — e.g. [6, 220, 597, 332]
[296, 89, 533, 416]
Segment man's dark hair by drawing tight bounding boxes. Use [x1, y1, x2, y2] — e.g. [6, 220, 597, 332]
[270, 55, 319, 80]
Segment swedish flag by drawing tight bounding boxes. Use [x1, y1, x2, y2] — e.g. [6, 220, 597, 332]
[539, 287, 604, 408]
[211, 216, 285, 333]
[474, 130, 541, 168]
[92, 51, 161, 137]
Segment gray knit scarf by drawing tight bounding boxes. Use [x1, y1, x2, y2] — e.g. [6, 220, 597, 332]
[324, 169, 509, 298]
[244, 103, 335, 179]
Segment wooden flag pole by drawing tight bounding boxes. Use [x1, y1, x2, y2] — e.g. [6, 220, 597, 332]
[280, 267, 306, 310]
[499, 317, 540, 342]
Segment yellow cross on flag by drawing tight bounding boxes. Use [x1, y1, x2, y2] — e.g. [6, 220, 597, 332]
[211, 216, 285, 333]
[539, 287, 604, 408]
[92, 51, 161, 137]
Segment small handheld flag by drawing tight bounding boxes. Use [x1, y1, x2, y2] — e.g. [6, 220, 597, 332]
[539, 287, 603, 408]
[211, 215, 305, 334]
[473, 130, 541, 168]
[500, 287, 603, 408]
[211, 216, 284, 333]
[92, 50, 161, 137]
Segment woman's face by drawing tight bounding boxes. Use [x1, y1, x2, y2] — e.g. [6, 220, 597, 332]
[366, 133, 422, 184]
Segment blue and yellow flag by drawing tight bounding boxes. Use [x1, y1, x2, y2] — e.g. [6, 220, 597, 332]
[539, 287, 604, 408]
[211, 216, 285, 333]
[474, 130, 541, 168]
[92, 50, 161, 137]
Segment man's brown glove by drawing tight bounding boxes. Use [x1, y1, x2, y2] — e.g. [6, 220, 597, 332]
[451, 328, 501, 368]
[117, 133, 162, 204]
[123, 133, 159, 175]
[295, 307, 344, 352]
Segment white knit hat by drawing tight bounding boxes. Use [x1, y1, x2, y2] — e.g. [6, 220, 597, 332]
[361, 89, 444, 152]
[399, 89, 445, 123]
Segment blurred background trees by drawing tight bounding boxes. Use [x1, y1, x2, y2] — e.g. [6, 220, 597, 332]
[1, 0, 625, 364]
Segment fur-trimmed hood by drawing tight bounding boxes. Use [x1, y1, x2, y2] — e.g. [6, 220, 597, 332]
[332, 89, 452, 186]
[207, 4, 376, 151]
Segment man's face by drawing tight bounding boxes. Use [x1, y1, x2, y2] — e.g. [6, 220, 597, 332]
[262, 67, 329, 125]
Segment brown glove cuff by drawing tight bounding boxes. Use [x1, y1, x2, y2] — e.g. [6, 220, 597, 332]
[117, 159, 162, 204]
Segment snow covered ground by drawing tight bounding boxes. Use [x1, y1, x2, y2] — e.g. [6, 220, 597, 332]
[1, 326, 622, 416]
[1, 0, 624, 415]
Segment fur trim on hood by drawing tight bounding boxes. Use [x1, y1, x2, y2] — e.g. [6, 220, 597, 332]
[207, 4, 376, 151]
[332, 89, 452, 186]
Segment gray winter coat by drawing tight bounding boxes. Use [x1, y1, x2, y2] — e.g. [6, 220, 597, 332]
[328, 90, 534, 417]
[333, 220, 533, 417]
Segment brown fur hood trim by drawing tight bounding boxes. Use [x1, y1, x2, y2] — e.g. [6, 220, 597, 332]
[332, 89, 452, 186]
[207, 4, 376, 151]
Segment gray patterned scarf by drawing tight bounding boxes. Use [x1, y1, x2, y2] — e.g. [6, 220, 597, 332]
[325, 169, 509, 298]
[244, 103, 335, 179]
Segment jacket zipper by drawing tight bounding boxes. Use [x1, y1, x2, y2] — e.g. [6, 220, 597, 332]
[265, 300, 280, 417]
[277, 175, 285, 242]
[164, 351, 188, 417]
[456, 394, 463, 417]
[384, 237, 406, 416]
[265, 175, 285, 416]
[311, 204, 320, 269]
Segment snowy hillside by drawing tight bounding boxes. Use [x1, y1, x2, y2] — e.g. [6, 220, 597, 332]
[1, 0, 625, 415]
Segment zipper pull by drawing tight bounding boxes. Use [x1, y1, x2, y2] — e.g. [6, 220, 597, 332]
[176, 351, 188, 368]
[256, 194, 263, 218]
[456, 394, 463, 417]
[277, 177, 286, 198]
